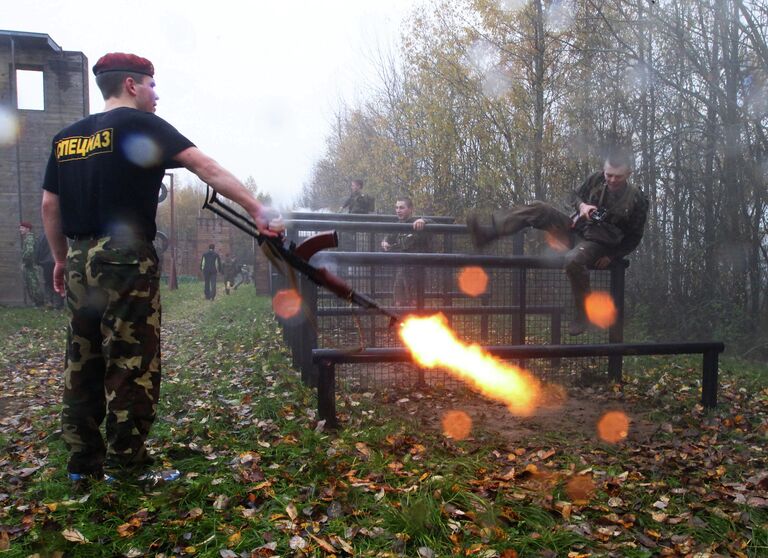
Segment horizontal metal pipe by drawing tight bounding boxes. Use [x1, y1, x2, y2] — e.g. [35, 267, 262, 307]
[286, 220, 466, 234]
[287, 211, 455, 224]
[312, 342, 724, 364]
[312, 251, 564, 268]
[310, 251, 629, 270]
[317, 305, 563, 317]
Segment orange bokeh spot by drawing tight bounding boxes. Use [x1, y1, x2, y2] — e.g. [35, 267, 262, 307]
[272, 289, 302, 319]
[565, 474, 596, 503]
[585, 291, 618, 329]
[457, 266, 489, 297]
[597, 411, 630, 443]
[441, 410, 473, 440]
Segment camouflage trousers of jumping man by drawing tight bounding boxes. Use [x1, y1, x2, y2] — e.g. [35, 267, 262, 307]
[491, 201, 611, 320]
[62, 236, 161, 477]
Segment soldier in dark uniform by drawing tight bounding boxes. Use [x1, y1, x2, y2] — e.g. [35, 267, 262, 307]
[200, 244, 222, 299]
[20, 221, 43, 306]
[468, 151, 648, 335]
[41, 52, 276, 484]
[34, 229, 63, 309]
[381, 197, 432, 307]
[222, 253, 239, 295]
[340, 179, 375, 214]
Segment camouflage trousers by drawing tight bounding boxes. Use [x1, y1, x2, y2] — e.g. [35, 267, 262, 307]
[62, 237, 161, 476]
[392, 266, 425, 308]
[491, 202, 610, 318]
[23, 265, 43, 306]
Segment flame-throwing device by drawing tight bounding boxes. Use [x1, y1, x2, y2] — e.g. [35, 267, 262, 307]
[202, 186, 400, 325]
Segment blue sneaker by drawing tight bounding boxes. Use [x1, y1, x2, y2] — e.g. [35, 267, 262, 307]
[137, 469, 181, 486]
[68, 472, 115, 483]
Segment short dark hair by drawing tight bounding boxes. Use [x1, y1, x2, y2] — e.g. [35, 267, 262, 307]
[604, 146, 633, 170]
[208, 243, 215, 249]
[396, 197, 413, 209]
[95, 71, 148, 100]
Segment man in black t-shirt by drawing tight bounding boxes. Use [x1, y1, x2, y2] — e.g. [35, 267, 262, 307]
[41, 52, 277, 485]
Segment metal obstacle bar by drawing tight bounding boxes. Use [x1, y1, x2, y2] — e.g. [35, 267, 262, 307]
[311, 341, 725, 428]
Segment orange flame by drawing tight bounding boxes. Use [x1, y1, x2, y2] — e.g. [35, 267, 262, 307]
[441, 410, 473, 440]
[457, 266, 489, 297]
[272, 289, 302, 319]
[597, 411, 630, 443]
[399, 314, 542, 415]
[585, 291, 617, 329]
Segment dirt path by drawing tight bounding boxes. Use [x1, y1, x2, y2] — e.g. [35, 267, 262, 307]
[382, 383, 658, 446]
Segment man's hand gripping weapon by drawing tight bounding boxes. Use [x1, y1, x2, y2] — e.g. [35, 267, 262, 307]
[202, 187, 400, 326]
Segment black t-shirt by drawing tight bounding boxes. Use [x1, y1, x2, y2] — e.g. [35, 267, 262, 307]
[42, 107, 195, 241]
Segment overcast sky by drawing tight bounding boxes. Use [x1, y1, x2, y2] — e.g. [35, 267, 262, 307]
[6, 0, 420, 209]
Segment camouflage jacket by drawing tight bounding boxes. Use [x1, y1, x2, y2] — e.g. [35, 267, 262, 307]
[341, 191, 375, 214]
[383, 217, 432, 253]
[21, 233, 37, 268]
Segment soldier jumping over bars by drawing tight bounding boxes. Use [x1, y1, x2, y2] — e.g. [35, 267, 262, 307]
[468, 149, 648, 336]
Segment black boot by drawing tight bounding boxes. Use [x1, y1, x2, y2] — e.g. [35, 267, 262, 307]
[568, 300, 588, 336]
[568, 316, 587, 336]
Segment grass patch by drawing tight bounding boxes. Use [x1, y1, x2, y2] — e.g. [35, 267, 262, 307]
[1, 281, 766, 557]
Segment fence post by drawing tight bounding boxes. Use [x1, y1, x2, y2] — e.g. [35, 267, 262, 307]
[701, 349, 719, 409]
[442, 234, 453, 328]
[299, 275, 319, 387]
[608, 262, 626, 381]
[516, 268, 527, 345]
[317, 361, 339, 428]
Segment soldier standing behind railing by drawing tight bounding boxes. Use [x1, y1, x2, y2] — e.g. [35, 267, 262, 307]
[381, 197, 432, 308]
[340, 179, 375, 214]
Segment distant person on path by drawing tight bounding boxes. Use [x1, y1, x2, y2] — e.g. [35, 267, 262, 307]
[340, 179, 375, 214]
[201, 244, 222, 300]
[222, 253, 239, 295]
[467, 149, 648, 336]
[41, 52, 276, 485]
[20, 221, 44, 307]
[232, 263, 252, 290]
[381, 197, 432, 307]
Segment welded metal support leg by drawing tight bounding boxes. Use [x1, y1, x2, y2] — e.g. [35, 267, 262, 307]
[299, 276, 319, 387]
[317, 361, 339, 429]
[701, 350, 719, 409]
[608, 264, 626, 382]
[369, 262, 377, 347]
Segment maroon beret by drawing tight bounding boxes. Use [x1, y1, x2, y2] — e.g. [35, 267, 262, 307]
[19, 221, 32, 229]
[92, 53, 154, 77]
